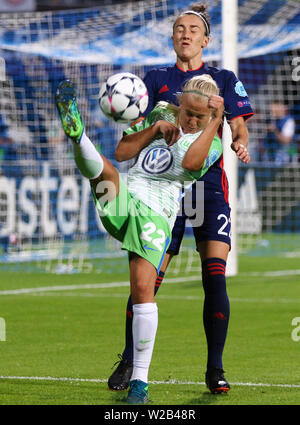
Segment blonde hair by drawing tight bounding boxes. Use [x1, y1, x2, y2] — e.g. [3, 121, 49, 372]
[155, 75, 219, 126]
[181, 74, 219, 99]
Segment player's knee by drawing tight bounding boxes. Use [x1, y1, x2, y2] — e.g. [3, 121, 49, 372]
[202, 257, 226, 277]
[131, 280, 154, 303]
[201, 257, 227, 293]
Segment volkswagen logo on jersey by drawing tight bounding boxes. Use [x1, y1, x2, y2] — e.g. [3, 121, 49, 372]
[142, 146, 173, 174]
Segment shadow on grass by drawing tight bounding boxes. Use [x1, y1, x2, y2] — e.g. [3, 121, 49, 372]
[107, 385, 231, 406]
[188, 389, 231, 405]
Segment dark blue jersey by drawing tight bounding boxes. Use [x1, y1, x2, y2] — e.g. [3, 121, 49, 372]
[144, 62, 253, 121]
[143, 63, 254, 201]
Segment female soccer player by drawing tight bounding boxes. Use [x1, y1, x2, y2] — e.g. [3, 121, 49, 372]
[56, 74, 224, 404]
[108, 3, 253, 395]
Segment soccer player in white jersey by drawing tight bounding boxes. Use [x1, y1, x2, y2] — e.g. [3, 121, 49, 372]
[55, 74, 224, 404]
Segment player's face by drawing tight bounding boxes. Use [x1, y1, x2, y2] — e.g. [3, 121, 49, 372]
[179, 93, 212, 133]
[172, 14, 209, 62]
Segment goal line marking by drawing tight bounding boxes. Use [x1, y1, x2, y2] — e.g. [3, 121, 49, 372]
[0, 375, 299, 389]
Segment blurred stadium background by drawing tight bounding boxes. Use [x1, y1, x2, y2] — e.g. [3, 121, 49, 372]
[0, 0, 299, 274]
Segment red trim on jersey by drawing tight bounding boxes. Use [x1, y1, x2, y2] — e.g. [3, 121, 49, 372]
[175, 62, 204, 73]
[220, 156, 229, 204]
[230, 112, 254, 122]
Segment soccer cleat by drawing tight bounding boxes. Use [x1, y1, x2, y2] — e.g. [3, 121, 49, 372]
[108, 354, 133, 391]
[125, 379, 149, 404]
[55, 79, 84, 142]
[205, 367, 230, 394]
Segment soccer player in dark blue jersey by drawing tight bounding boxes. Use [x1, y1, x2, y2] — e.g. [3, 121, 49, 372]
[108, 3, 253, 394]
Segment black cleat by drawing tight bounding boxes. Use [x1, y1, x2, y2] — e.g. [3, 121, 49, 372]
[108, 354, 133, 391]
[205, 367, 230, 394]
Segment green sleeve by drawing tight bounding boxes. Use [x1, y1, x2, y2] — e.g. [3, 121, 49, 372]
[189, 135, 223, 180]
[123, 107, 163, 136]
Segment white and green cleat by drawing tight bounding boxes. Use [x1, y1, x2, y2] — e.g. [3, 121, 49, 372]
[55, 80, 84, 143]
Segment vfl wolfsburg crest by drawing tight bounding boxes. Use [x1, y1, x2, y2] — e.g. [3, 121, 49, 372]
[142, 146, 173, 174]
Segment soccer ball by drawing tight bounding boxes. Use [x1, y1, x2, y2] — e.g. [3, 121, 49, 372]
[98, 72, 148, 123]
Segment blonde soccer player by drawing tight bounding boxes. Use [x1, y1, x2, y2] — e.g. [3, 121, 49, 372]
[56, 74, 224, 404]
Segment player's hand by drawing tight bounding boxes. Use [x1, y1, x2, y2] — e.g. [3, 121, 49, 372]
[231, 141, 251, 164]
[156, 120, 180, 146]
[208, 95, 224, 121]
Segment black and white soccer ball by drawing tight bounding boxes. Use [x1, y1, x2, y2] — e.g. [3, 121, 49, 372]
[98, 72, 148, 123]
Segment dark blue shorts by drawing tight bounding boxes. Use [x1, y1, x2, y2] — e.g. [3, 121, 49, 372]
[168, 183, 231, 255]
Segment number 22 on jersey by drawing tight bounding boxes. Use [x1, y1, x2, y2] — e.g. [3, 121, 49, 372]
[140, 222, 166, 252]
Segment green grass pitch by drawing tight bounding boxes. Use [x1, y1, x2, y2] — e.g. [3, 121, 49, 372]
[0, 254, 300, 405]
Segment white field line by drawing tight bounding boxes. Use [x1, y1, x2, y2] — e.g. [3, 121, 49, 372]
[0, 276, 201, 296]
[1, 269, 300, 297]
[0, 375, 299, 389]
[240, 269, 300, 277]
[0, 281, 129, 296]
[0, 270, 300, 304]
[28, 291, 300, 304]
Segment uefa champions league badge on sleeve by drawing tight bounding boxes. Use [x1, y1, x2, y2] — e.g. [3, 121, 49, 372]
[234, 81, 248, 97]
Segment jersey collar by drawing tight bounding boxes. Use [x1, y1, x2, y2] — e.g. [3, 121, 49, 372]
[175, 62, 205, 73]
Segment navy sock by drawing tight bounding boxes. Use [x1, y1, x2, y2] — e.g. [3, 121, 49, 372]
[122, 270, 165, 362]
[202, 257, 230, 369]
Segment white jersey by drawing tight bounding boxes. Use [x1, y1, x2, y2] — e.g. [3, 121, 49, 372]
[124, 105, 222, 229]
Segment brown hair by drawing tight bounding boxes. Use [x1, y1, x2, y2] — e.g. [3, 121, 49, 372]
[173, 3, 211, 36]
